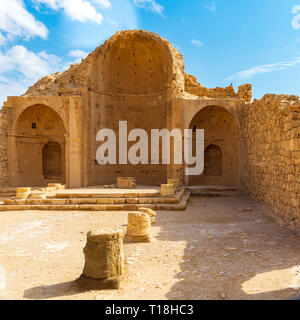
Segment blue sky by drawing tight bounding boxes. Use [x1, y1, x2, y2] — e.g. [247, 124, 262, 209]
[0, 0, 300, 106]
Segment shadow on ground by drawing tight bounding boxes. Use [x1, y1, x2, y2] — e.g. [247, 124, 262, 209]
[155, 195, 300, 300]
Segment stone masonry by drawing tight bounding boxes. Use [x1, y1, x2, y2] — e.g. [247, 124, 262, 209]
[0, 29, 298, 225]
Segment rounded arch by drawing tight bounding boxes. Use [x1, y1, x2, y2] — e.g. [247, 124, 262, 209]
[189, 105, 240, 135]
[13, 104, 66, 187]
[188, 105, 240, 186]
[15, 104, 66, 136]
[91, 30, 177, 95]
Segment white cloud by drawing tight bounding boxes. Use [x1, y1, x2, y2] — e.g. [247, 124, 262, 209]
[0, 45, 61, 80]
[226, 57, 300, 81]
[0, 0, 48, 40]
[133, 0, 164, 16]
[68, 49, 88, 58]
[0, 45, 61, 107]
[204, 2, 216, 12]
[0, 33, 6, 46]
[34, 0, 104, 23]
[93, 0, 112, 8]
[292, 5, 300, 30]
[191, 39, 203, 47]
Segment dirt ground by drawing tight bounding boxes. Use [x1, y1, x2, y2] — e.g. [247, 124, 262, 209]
[0, 193, 300, 300]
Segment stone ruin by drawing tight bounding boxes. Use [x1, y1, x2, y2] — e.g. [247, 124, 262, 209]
[77, 229, 125, 290]
[0, 29, 298, 225]
[125, 211, 152, 243]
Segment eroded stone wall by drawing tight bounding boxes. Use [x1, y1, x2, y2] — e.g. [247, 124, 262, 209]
[185, 74, 252, 102]
[244, 94, 300, 224]
[87, 30, 184, 186]
[0, 109, 8, 187]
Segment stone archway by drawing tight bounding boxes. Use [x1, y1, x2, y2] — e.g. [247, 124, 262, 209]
[14, 104, 66, 186]
[188, 105, 240, 186]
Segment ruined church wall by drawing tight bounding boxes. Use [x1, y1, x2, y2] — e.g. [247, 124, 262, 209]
[87, 30, 184, 186]
[0, 109, 8, 187]
[244, 95, 300, 224]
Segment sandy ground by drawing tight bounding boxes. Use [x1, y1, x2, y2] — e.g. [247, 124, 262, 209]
[0, 194, 300, 300]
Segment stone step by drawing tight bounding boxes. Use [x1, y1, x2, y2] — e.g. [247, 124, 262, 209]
[3, 189, 185, 206]
[187, 186, 240, 197]
[0, 191, 191, 212]
[54, 191, 161, 199]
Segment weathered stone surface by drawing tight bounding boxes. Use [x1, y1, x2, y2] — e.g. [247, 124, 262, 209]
[76, 272, 126, 290]
[138, 207, 156, 225]
[125, 212, 151, 243]
[117, 177, 136, 189]
[82, 229, 125, 280]
[244, 94, 300, 225]
[48, 183, 64, 191]
[167, 179, 181, 188]
[15, 188, 31, 199]
[160, 184, 176, 197]
[29, 190, 47, 200]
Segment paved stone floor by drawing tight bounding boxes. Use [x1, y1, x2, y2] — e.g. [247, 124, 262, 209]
[0, 194, 299, 300]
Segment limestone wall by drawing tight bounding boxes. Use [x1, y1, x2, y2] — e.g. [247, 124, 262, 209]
[244, 94, 300, 224]
[185, 74, 252, 102]
[0, 109, 8, 187]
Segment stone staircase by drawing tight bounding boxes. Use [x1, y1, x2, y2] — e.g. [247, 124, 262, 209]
[0, 187, 191, 212]
[0, 188, 16, 199]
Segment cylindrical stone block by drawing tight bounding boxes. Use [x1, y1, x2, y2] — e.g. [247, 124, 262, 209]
[83, 229, 125, 280]
[16, 188, 31, 199]
[138, 208, 156, 225]
[126, 212, 151, 237]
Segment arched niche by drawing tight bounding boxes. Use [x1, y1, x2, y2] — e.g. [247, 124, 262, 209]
[188, 105, 240, 186]
[14, 104, 66, 186]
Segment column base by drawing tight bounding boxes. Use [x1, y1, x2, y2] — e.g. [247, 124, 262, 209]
[76, 272, 126, 290]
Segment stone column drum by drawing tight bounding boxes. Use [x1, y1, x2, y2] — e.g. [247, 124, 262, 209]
[76, 229, 126, 290]
[125, 212, 152, 243]
[138, 208, 156, 225]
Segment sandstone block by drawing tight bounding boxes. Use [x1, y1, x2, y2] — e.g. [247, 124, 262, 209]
[16, 188, 31, 199]
[125, 212, 151, 243]
[48, 183, 63, 191]
[167, 179, 181, 188]
[29, 190, 47, 200]
[138, 207, 156, 225]
[160, 184, 176, 197]
[117, 177, 136, 189]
